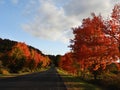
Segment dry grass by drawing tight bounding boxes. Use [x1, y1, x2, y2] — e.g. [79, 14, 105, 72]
[0, 69, 9, 75]
[57, 68, 102, 90]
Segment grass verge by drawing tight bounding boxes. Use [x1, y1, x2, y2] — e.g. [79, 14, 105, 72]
[57, 68, 102, 90]
[0, 67, 50, 78]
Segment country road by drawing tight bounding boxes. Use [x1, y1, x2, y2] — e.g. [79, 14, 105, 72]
[0, 67, 67, 90]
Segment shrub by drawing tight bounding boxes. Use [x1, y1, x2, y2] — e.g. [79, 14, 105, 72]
[96, 73, 120, 90]
[0, 68, 9, 75]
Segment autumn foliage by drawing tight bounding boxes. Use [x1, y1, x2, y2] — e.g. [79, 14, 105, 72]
[59, 4, 120, 80]
[0, 39, 50, 73]
[104, 3, 120, 58]
[59, 53, 77, 74]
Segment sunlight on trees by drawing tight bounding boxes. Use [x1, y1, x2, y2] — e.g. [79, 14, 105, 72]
[59, 4, 120, 80]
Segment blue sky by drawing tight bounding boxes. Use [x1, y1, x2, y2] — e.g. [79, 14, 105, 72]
[0, 0, 119, 55]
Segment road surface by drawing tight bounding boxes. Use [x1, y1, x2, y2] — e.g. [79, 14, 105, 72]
[0, 67, 67, 90]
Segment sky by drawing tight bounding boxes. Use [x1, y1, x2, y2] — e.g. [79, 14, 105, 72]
[0, 0, 120, 55]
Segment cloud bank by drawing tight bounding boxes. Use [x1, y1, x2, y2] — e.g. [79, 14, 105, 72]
[22, 0, 120, 43]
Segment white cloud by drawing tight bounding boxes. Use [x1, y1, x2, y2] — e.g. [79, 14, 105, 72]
[64, 0, 112, 19]
[22, 0, 120, 43]
[22, 0, 80, 43]
[11, 0, 19, 5]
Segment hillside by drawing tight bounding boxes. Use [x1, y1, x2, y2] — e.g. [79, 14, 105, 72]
[0, 38, 50, 73]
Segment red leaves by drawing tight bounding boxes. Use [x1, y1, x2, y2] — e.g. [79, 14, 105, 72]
[111, 3, 120, 20]
[15, 42, 30, 58]
[69, 13, 119, 77]
[59, 5, 120, 79]
[104, 4, 120, 45]
[10, 42, 50, 69]
[59, 53, 77, 74]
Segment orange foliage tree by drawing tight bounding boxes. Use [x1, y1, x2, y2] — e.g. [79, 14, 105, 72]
[6, 43, 27, 73]
[29, 48, 50, 70]
[104, 3, 120, 63]
[59, 52, 77, 74]
[70, 14, 119, 79]
[2, 42, 50, 73]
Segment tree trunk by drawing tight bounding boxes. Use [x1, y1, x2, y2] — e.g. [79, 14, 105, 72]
[94, 73, 97, 80]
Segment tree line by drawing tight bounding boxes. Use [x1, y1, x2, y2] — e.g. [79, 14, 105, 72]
[0, 38, 50, 73]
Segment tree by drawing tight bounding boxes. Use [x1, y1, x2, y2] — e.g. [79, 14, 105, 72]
[7, 47, 26, 73]
[59, 52, 77, 74]
[28, 59, 36, 72]
[104, 3, 120, 57]
[70, 14, 119, 79]
[41, 56, 50, 67]
[48, 55, 61, 67]
[16, 42, 31, 59]
[29, 48, 50, 69]
[0, 38, 50, 73]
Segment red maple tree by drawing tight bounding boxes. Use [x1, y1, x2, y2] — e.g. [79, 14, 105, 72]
[70, 14, 119, 79]
[104, 3, 120, 64]
[59, 52, 77, 74]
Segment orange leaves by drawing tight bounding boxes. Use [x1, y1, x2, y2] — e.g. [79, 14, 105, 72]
[69, 13, 119, 79]
[59, 4, 120, 79]
[0, 38, 50, 73]
[93, 64, 100, 71]
[8, 42, 50, 71]
[12, 42, 31, 59]
[72, 13, 119, 60]
[111, 3, 120, 20]
[104, 4, 120, 45]
[59, 53, 77, 74]
[41, 56, 50, 67]
[79, 45, 92, 58]
[28, 48, 50, 68]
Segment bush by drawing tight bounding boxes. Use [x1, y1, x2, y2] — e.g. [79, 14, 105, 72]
[94, 73, 120, 90]
[18, 68, 31, 73]
[0, 68, 9, 75]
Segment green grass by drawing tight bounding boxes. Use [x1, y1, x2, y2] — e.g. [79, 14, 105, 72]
[0, 67, 50, 78]
[57, 68, 102, 90]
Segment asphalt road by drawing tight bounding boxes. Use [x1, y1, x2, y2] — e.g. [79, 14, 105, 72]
[0, 67, 67, 90]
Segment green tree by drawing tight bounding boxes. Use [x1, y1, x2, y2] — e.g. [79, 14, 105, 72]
[8, 47, 26, 73]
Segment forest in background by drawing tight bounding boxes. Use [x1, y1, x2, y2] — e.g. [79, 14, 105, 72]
[0, 38, 50, 74]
